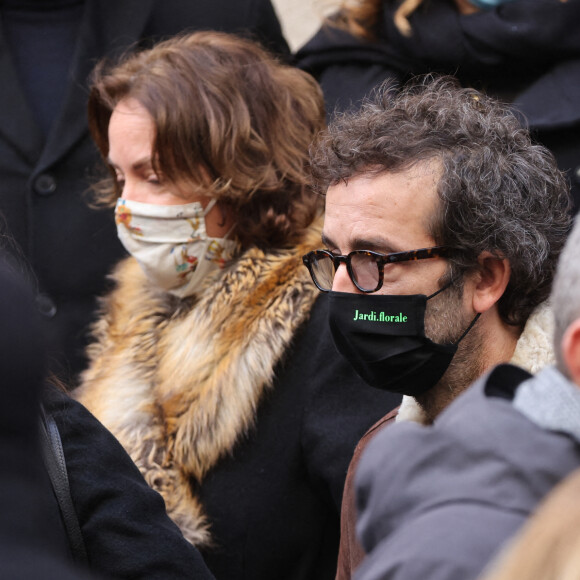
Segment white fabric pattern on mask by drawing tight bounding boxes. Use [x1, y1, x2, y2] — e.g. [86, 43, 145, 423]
[115, 198, 239, 298]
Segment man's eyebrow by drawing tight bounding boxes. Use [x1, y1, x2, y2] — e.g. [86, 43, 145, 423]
[321, 232, 335, 248]
[352, 237, 401, 253]
[321, 232, 401, 254]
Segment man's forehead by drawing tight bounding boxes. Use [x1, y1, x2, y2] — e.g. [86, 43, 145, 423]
[325, 165, 440, 209]
[327, 162, 440, 197]
[323, 164, 441, 252]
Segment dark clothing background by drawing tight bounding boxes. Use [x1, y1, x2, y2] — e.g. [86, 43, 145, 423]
[0, 258, 97, 578]
[0, 248, 212, 578]
[44, 387, 215, 579]
[354, 364, 580, 580]
[0, 0, 288, 381]
[296, 0, 580, 210]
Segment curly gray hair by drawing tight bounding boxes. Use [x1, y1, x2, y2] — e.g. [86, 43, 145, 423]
[310, 75, 572, 328]
[551, 217, 580, 375]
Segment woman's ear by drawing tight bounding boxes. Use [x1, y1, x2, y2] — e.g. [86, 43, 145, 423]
[469, 252, 511, 314]
[562, 320, 580, 386]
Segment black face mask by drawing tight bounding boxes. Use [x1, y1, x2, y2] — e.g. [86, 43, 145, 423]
[328, 288, 479, 397]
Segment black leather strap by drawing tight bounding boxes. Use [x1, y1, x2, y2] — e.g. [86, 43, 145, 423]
[39, 405, 88, 564]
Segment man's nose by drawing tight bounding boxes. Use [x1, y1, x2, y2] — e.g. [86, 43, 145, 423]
[331, 263, 362, 294]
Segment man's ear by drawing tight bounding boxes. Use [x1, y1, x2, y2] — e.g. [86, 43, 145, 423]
[562, 319, 580, 386]
[469, 252, 511, 314]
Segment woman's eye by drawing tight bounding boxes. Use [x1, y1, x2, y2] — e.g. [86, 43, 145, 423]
[146, 174, 162, 185]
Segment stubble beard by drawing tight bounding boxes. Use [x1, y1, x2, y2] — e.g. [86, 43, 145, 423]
[415, 283, 485, 423]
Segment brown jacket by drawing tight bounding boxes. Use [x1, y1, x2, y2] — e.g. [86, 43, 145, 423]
[336, 407, 399, 580]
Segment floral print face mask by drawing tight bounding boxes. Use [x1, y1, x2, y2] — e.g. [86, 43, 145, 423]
[115, 197, 239, 298]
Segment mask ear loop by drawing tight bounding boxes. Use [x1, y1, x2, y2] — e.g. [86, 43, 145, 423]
[202, 198, 218, 216]
[222, 222, 237, 240]
[455, 312, 481, 345]
[203, 198, 237, 240]
[426, 278, 456, 300]
[426, 278, 481, 345]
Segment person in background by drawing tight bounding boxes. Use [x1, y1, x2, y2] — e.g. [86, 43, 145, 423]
[477, 218, 580, 580]
[296, 0, 580, 211]
[0, 0, 288, 380]
[303, 75, 572, 580]
[73, 31, 400, 580]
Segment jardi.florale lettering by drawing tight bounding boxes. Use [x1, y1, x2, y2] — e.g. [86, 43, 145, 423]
[353, 310, 408, 323]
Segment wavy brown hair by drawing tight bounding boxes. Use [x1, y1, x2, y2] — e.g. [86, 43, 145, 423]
[88, 31, 325, 250]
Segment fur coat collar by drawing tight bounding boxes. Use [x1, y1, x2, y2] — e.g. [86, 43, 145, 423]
[75, 217, 323, 546]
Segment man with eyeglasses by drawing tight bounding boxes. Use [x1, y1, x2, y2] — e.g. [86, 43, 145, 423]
[304, 75, 575, 580]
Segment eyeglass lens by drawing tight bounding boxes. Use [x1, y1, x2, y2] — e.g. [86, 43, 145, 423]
[311, 252, 379, 292]
[350, 253, 379, 291]
[311, 253, 336, 290]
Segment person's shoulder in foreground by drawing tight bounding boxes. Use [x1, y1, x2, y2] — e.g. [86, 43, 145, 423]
[45, 387, 214, 579]
[0, 255, 100, 578]
[479, 207, 580, 580]
[354, 362, 580, 580]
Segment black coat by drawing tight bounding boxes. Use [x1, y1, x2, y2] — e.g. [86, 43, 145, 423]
[0, 258, 98, 578]
[0, 0, 288, 379]
[74, 240, 404, 580]
[196, 294, 402, 580]
[296, 0, 580, 211]
[43, 387, 215, 579]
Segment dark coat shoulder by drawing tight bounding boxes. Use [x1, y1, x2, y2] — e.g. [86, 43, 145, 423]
[45, 388, 214, 579]
[355, 364, 580, 580]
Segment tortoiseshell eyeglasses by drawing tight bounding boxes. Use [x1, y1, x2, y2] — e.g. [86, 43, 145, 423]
[302, 246, 454, 293]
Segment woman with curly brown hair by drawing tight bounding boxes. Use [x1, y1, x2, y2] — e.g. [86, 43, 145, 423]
[73, 31, 399, 580]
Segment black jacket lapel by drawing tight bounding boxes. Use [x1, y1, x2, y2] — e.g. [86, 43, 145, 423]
[37, 0, 155, 173]
[0, 24, 43, 166]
